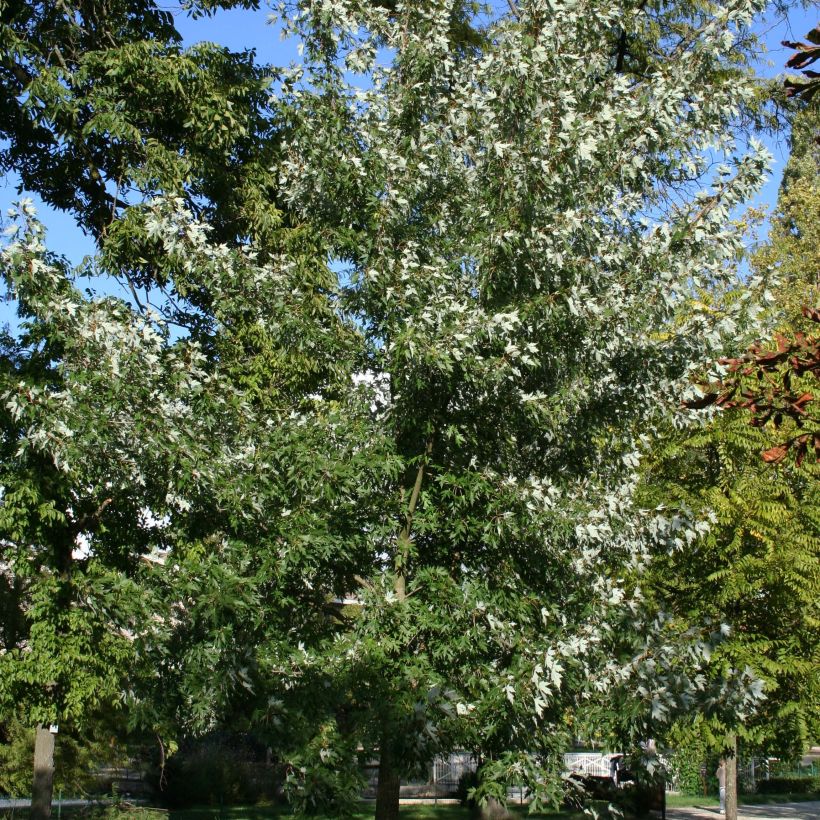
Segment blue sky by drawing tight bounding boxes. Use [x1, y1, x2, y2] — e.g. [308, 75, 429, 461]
[0, 2, 816, 329]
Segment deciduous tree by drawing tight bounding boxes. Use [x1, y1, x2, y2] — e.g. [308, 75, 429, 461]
[0, 2, 784, 819]
[642, 103, 820, 820]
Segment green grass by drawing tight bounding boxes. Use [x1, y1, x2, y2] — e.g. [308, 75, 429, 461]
[0, 809, 169, 820]
[161, 792, 820, 819]
[399, 807, 584, 819]
[665, 794, 720, 808]
[4, 791, 818, 820]
[661, 791, 820, 809]
[167, 803, 585, 820]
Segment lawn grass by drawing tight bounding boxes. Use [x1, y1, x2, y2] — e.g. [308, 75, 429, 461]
[665, 793, 719, 808]
[661, 791, 820, 808]
[168, 802, 586, 820]
[162, 792, 820, 819]
[4, 791, 818, 820]
[0, 809, 170, 820]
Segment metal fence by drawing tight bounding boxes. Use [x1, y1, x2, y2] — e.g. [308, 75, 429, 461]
[376, 751, 622, 800]
[430, 752, 476, 792]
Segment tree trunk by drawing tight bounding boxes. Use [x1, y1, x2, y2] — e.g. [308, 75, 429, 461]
[469, 759, 513, 820]
[374, 739, 401, 820]
[473, 797, 513, 820]
[31, 727, 55, 820]
[724, 734, 738, 820]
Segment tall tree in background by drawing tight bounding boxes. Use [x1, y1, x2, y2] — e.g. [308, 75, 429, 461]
[0, 1, 347, 815]
[0, 1, 782, 818]
[643, 103, 820, 820]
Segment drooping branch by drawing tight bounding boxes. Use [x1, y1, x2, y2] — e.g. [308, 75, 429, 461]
[685, 307, 820, 466]
[783, 25, 820, 103]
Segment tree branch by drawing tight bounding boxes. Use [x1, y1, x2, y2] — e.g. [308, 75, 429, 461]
[394, 436, 434, 601]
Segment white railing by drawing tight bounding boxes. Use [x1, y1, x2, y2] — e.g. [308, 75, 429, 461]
[431, 752, 476, 789]
[428, 752, 618, 788]
[563, 753, 614, 779]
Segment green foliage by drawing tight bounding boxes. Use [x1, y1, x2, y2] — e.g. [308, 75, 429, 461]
[756, 775, 820, 795]
[280, 721, 365, 818]
[160, 734, 278, 809]
[642, 411, 820, 755]
[642, 98, 820, 767]
[0, 0, 282, 248]
[0, 0, 788, 817]
[0, 714, 125, 798]
[665, 723, 714, 796]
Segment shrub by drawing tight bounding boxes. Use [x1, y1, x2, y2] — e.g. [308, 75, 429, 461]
[157, 733, 278, 808]
[279, 722, 363, 818]
[756, 775, 820, 795]
[77, 806, 168, 820]
[663, 722, 717, 797]
[0, 714, 126, 798]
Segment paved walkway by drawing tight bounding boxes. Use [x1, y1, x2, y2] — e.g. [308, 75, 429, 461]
[0, 799, 114, 810]
[667, 802, 820, 820]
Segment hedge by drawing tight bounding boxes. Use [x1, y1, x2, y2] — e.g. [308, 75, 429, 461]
[756, 776, 820, 795]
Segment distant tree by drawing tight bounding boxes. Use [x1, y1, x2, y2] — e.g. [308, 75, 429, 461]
[643, 103, 820, 820]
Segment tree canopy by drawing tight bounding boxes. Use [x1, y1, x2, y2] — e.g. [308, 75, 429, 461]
[640, 97, 819, 820]
[0, 0, 791, 817]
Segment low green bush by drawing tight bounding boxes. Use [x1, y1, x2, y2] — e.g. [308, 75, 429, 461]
[0, 714, 127, 798]
[80, 806, 168, 820]
[157, 734, 279, 809]
[756, 776, 820, 795]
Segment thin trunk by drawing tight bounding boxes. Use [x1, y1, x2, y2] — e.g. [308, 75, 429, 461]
[394, 437, 433, 601]
[724, 734, 738, 820]
[31, 727, 55, 820]
[374, 736, 401, 820]
[375, 438, 434, 820]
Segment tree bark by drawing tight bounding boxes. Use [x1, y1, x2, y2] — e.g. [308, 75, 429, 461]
[375, 438, 433, 820]
[394, 437, 433, 601]
[374, 738, 401, 820]
[474, 797, 513, 820]
[724, 733, 738, 820]
[32, 727, 55, 820]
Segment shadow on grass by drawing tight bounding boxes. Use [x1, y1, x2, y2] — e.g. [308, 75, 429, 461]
[167, 803, 588, 820]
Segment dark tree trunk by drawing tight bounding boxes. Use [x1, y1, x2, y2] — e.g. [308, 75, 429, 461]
[32, 727, 55, 820]
[374, 740, 401, 820]
[725, 734, 738, 820]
